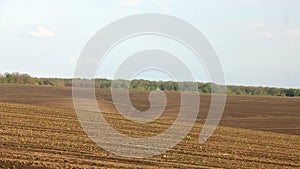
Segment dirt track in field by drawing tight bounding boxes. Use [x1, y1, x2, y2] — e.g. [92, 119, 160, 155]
[0, 84, 300, 168]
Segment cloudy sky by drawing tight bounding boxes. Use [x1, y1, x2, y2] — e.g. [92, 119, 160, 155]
[0, 0, 299, 88]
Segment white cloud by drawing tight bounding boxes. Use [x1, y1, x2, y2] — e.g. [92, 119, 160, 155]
[286, 29, 300, 37]
[250, 22, 268, 29]
[246, 28, 300, 44]
[29, 26, 55, 38]
[285, 29, 300, 46]
[8, 29, 19, 35]
[260, 31, 276, 38]
[119, 0, 141, 7]
[69, 56, 79, 65]
[237, 0, 257, 4]
[150, 0, 172, 13]
[151, 0, 169, 6]
[245, 31, 276, 39]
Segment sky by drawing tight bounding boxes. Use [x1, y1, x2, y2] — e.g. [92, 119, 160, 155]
[0, 0, 299, 88]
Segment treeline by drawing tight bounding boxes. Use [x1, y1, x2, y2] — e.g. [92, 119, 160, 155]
[1, 72, 300, 97]
[0, 72, 64, 86]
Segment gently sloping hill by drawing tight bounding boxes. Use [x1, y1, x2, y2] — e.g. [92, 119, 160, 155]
[1, 84, 300, 136]
[0, 102, 299, 168]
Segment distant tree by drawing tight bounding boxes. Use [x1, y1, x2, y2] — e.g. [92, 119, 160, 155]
[267, 88, 279, 96]
[254, 87, 264, 96]
[1, 72, 300, 98]
[295, 89, 300, 97]
[230, 86, 243, 95]
[211, 83, 226, 94]
[172, 84, 179, 91]
[245, 87, 255, 95]
[285, 89, 296, 97]
[199, 83, 211, 93]
[159, 84, 165, 90]
[5, 73, 15, 83]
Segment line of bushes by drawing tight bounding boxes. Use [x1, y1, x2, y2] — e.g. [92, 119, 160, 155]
[1, 72, 299, 97]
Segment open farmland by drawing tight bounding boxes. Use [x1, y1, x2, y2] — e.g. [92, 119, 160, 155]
[1, 84, 299, 135]
[0, 84, 300, 168]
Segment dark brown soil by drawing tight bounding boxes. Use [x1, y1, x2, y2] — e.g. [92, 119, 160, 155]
[1, 84, 299, 135]
[0, 84, 299, 168]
